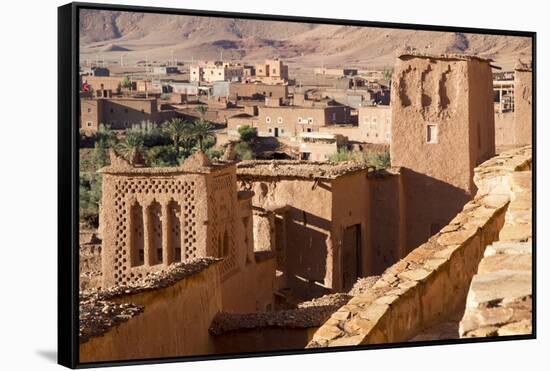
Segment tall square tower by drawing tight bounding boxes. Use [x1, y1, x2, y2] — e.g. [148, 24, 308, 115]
[390, 53, 495, 250]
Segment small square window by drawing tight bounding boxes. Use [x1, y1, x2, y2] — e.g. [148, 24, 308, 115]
[86, 121, 93, 127]
[87, 108, 92, 113]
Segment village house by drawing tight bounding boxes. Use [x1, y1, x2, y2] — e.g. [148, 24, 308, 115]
[80, 90, 177, 133]
[236, 161, 405, 298]
[256, 100, 351, 138]
[357, 105, 392, 143]
[297, 132, 347, 161]
[229, 82, 288, 101]
[226, 112, 258, 136]
[190, 61, 244, 83]
[81, 75, 136, 93]
[250, 59, 289, 85]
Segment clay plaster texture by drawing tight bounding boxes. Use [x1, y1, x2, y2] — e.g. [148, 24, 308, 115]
[390, 53, 496, 251]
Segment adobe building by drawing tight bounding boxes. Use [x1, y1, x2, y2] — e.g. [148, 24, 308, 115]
[297, 132, 347, 161]
[358, 105, 392, 143]
[390, 52, 496, 251]
[252, 59, 289, 85]
[236, 161, 405, 298]
[81, 75, 131, 93]
[190, 61, 244, 83]
[226, 113, 258, 136]
[80, 92, 177, 133]
[98, 150, 276, 313]
[229, 82, 288, 101]
[256, 101, 351, 138]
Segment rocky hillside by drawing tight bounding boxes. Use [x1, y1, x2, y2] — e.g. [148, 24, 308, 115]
[80, 9, 532, 69]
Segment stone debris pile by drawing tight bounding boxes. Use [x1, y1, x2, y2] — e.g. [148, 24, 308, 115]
[209, 277, 381, 335]
[79, 297, 143, 343]
[210, 293, 351, 335]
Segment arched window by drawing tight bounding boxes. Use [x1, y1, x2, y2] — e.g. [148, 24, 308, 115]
[130, 202, 144, 267]
[149, 201, 163, 265]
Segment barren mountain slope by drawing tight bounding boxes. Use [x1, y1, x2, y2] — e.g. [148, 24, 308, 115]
[80, 9, 532, 69]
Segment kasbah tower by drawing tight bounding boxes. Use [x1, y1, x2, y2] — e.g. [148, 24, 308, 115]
[390, 52, 496, 251]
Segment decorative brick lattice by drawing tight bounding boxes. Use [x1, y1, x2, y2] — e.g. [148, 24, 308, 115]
[111, 178, 198, 285]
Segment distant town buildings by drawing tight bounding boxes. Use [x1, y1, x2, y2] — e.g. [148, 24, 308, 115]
[190, 59, 289, 85]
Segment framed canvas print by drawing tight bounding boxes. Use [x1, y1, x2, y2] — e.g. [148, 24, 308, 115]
[58, 2, 536, 368]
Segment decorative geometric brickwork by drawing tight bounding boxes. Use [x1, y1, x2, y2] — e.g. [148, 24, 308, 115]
[108, 178, 199, 285]
[100, 153, 241, 288]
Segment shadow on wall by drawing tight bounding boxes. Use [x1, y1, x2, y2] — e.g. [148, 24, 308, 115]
[283, 206, 332, 300]
[401, 167, 471, 253]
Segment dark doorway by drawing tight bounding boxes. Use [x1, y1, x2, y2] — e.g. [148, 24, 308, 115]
[274, 127, 279, 137]
[342, 224, 361, 291]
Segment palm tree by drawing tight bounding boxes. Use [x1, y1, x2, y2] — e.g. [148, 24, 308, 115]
[192, 118, 215, 151]
[162, 118, 193, 157]
[117, 130, 144, 161]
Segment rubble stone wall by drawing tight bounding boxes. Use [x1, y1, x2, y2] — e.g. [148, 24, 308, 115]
[307, 146, 531, 348]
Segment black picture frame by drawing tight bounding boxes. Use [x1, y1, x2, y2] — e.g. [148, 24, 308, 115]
[58, 2, 536, 368]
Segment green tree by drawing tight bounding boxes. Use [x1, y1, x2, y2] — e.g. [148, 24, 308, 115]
[91, 124, 117, 169]
[191, 118, 215, 151]
[147, 145, 178, 167]
[121, 75, 132, 90]
[117, 130, 144, 161]
[238, 125, 258, 143]
[95, 123, 117, 148]
[162, 118, 193, 157]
